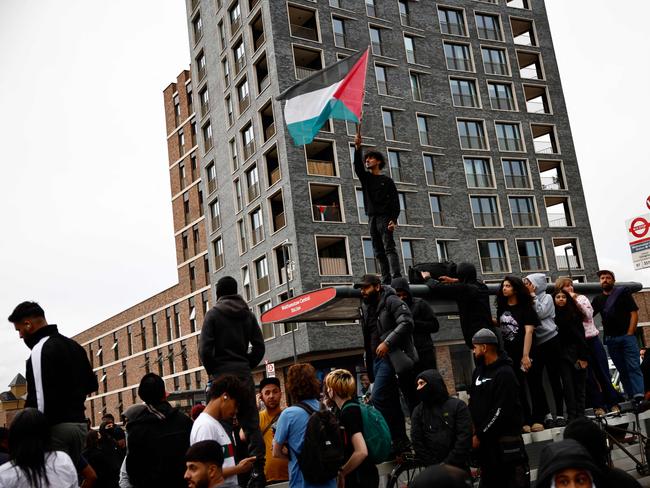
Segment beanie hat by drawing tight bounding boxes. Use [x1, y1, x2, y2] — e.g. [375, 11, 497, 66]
[216, 276, 238, 298]
[472, 328, 498, 345]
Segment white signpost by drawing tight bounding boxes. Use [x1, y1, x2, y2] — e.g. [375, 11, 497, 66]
[265, 361, 276, 378]
[626, 213, 650, 270]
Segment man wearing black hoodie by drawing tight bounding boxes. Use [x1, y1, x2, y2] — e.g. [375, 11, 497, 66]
[200, 276, 266, 488]
[421, 262, 493, 350]
[469, 328, 529, 488]
[411, 369, 472, 470]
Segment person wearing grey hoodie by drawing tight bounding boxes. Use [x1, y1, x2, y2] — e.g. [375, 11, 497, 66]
[524, 273, 566, 429]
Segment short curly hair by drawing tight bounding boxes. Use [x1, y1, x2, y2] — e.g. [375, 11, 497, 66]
[286, 363, 321, 402]
[364, 150, 386, 170]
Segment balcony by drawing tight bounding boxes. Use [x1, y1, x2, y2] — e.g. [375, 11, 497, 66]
[290, 24, 319, 41]
[512, 212, 538, 227]
[238, 94, 250, 113]
[296, 66, 317, 80]
[247, 183, 260, 202]
[264, 122, 276, 141]
[520, 256, 545, 272]
[243, 140, 256, 160]
[473, 213, 500, 227]
[319, 257, 348, 276]
[251, 227, 264, 246]
[211, 214, 221, 232]
[312, 205, 342, 222]
[259, 75, 270, 93]
[253, 31, 265, 52]
[541, 176, 561, 190]
[307, 159, 335, 176]
[547, 213, 568, 227]
[274, 212, 285, 231]
[481, 256, 508, 273]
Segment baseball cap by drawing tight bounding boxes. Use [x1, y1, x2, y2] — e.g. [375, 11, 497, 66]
[259, 377, 281, 390]
[596, 269, 615, 280]
[353, 274, 381, 289]
[471, 328, 498, 345]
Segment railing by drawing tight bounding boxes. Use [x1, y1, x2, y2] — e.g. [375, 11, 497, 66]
[198, 65, 206, 80]
[498, 137, 523, 152]
[484, 61, 508, 75]
[247, 183, 260, 202]
[534, 141, 556, 154]
[556, 254, 580, 270]
[526, 99, 549, 114]
[520, 256, 545, 271]
[441, 22, 465, 36]
[234, 56, 246, 75]
[243, 140, 256, 160]
[256, 276, 270, 294]
[460, 135, 485, 150]
[274, 212, 286, 231]
[520, 65, 542, 80]
[268, 166, 281, 185]
[253, 31, 265, 51]
[319, 257, 347, 275]
[467, 174, 493, 188]
[290, 24, 319, 41]
[264, 122, 276, 141]
[211, 215, 221, 231]
[251, 226, 264, 246]
[238, 94, 250, 113]
[491, 97, 514, 110]
[258, 75, 270, 93]
[296, 66, 318, 80]
[453, 93, 477, 107]
[505, 175, 529, 188]
[478, 28, 501, 41]
[481, 256, 508, 273]
[312, 205, 342, 222]
[473, 212, 500, 227]
[512, 212, 538, 227]
[307, 159, 335, 176]
[447, 57, 472, 71]
[547, 213, 569, 227]
[541, 176, 561, 190]
[207, 178, 216, 194]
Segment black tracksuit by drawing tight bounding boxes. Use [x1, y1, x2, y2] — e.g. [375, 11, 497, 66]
[555, 306, 589, 420]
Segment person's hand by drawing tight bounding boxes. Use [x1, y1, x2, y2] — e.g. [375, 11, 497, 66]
[577, 360, 588, 370]
[239, 428, 246, 442]
[387, 220, 396, 232]
[354, 132, 362, 149]
[421, 271, 431, 280]
[375, 341, 389, 359]
[472, 435, 480, 449]
[281, 445, 289, 456]
[521, 355, 532, 372]
[236, 456, 256, 473]
[439, 275, 459, 283]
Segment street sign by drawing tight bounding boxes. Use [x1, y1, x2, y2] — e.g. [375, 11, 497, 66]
[626, 213, 650, 270]
[646, 195, 650, 211]
[265, 362, 276, 378]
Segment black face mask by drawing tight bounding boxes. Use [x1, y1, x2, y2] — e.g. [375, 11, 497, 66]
[417, 384, 435, 405]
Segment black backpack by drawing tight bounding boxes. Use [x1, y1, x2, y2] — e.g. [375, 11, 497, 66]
[294, 402, 345, 484]
[408, 261, 457, 284]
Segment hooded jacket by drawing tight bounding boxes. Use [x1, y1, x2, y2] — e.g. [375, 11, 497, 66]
[391, 277, 439, 354]
[125, 401, 193, 488]
[361, 286, 417, 378]
[536, 439, 603, 488]
[411, 370, 472, 469]
[525, 273, 558, 345]
[199, 294, 265, 377]
[425, 263, 493, 349]
[24, 324, 98, 425]
[469, 355, 523, 440]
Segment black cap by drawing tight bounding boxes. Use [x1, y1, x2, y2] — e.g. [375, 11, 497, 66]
[353, 274, 381, 289]
[259, 377, 281, 390]
[596, 269, 615, 280]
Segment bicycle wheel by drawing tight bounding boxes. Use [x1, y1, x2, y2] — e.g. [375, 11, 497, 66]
[385, 461, 426, 488]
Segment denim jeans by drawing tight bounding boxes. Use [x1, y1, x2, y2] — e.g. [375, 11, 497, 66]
[605, 334, 644, 399]
[371, 357, 407, 444]
[369, 215, 401, 283]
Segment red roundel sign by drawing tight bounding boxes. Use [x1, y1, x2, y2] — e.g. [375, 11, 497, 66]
[629, 217, 650, 239]
[261, 287, 337, 323]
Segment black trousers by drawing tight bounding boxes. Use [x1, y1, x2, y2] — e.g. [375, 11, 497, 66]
[369, 215, 401, 283]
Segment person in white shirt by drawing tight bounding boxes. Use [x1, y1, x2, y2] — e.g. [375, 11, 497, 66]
[0, 408, 78, 488]
[191, 374, 256, 487]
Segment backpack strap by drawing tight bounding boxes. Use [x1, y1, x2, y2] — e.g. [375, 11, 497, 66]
[295, 401, 316, 415]
[261, 413, 281, 437]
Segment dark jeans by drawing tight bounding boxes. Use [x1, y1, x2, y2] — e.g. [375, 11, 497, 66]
[478, 438, 530, 488]
[371, 357, 408, 445]
[369, 215, 401, 283]
[559, 359, 586, 420]
[529, 336, 564, 422]
[605, 335, 644, 399]
[586, 335, 622, 409]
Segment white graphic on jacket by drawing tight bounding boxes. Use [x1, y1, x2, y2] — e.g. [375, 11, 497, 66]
[499, 311, 519, 342]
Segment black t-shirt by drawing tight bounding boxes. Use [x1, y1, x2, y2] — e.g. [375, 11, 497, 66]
[339, 400, 378, 488]
[592, 288, 639, 337]
[496, 302, 539, 361]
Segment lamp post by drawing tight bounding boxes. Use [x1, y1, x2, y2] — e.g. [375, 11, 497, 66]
[564, 244, 574, 279]
[282, 242, 298, 364]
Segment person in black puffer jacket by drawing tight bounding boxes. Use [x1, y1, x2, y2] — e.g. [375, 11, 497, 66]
[411, 370, 472, 470]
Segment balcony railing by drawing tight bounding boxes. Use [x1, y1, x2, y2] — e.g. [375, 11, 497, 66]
[251, 226, 264, 245]
[490, 97, 514, 110]
[484, 61, 508, 75]
[460, 135, 485, 150]
[253, 31, 265, 51]
[541, 176, 561, 190]
[234, 56, 246, 75]
[296, 66, 318, 80]
[505, 175, 529, 188]
[258, 74, 270, 92]
[290, 24, 319, 41]
[211, 215, 221, 231]
[526, 99, 550, 114]
[207, 178, 217, 194]
[247, 183, 260, 202]
[264, 122, 276, 141]
[556, 254, 580, 270]
[467, 174, 492, 188]
[547, 213, 569, 227]
[498, 137, 523, 151]
[319, 257, 348, 275]
[256, 276, 270, 294]
[273, 212, 286, 231]
[441, 22, 465, 36]
[478, 28, 500, 40]
[520, 256, 545, 271]
[238, 94, 250, 113]
[268, 166, 280, 186]
[481, 256, 508, 273]
[447, 57, 472, 71]
[512, 212, 538, 227]
[307, 159, 335, 176]
[243, 140, 256, 160]
[312, 204, 342, 222]
[473, 212, 500, 227]
[534, 141, 556, 154]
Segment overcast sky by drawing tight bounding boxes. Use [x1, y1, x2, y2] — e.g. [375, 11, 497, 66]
[0, 1, 648, 391]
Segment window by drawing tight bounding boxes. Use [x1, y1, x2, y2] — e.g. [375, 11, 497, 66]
[206, 162, 217, 194]
[450, 78, 479, 107]
[495, 122, 524, 151]
[382, 109, 396, 141]
[218, 21, 226, 48]
[251, 12, 265, 51]
[457, 119, 487, 149]
[478, 240, 509, 273]
[437, 241, 450, 262]
[288, 5, 319, 41]
[355, 188, 368, 224]
[202, 122, 213, 152]
[362, 238, 378, 273]
[365, 0, 377, 17]
[511, 17, 537, 46]
[310, 184, 343, 222]
[165, 308, 173, 341]
[471, 196, 501, 227]
[438, 7, 466, 36]
[260, 101, 275, 141]
[242, 266, 251, 300]
[179, 162, 187, 189]
[265, 145, 281, 187]
[404, 35, 416, 63]
[233, 39, 246, 75]
[112, 332, 119, 360]
[237, 219, 247, 253]
[517, 51, 544, 80]
[444, 43, 473, 71]
[275, 245, 292, 285]
[464, 157, 494, 188]
[488, 82, 515, 110]
[423, 154, 438, 186]
[173, 95, 181, 126]
[237, 78, 250, 113]
[532, 124, 559, 154]
[398, 0, 410, 26]
[538, 160, 566, 190]
[293, 45, 323, 80]
[509, 196, 538, 226]
[241, 124, 255, 160]
[369, 27, 383, 56]
[517, 239, 546, 272]
[502, 159, 531, 189]
[229, 2, 242, 33]
[401, 240, 415, 271]
[234, 178, 243, 212]
[225, 95, 234, 126]
[250, 208, 264, 245]
[183, 192, 191, 224]
[174, 304, 181, 338]
[270, 191, 286, 231]
[409, 72, 422, 101]
[387, 151, 405, 183]
[305, 140, 337, 176]
[476, 13, 502, 41]
[316, 236, 350, 275]
[255, 255, 270, 294]
[507, 0, 530, 9]
[482, 47, 509, 75]
[397, 192, 408, 225]
[417, 115, 432, 146]
[196, 51, 206, 80]
[222, 58, 230, 86]
[192, 225, 200, 255]
[333, 18, 347, 47]
[127, 325, 133, 355]
[523, 85, 551, 114]
[229, 139, 239, 170]
[152, 315, 159, 346]
[213, 236, 225, 270]
[259, 302, 274, 340]
[553, 238, 582, 271]
[375, 65, 388, 95]
[429, 195, 444, 226]
[544, 196, 573, 227]
[198, 87, 209, 118]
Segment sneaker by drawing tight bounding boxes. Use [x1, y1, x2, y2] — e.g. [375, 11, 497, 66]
[522, 425, 531, 434]
[554, 416, 567, 427]
[543, 415, 554, 429]
[531, 423, 545, 432]
[609, 405, 621, 415]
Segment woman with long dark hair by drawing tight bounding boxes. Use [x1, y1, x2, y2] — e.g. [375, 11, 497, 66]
[0, 408, 77, 487]
[495, 275, 539, 432]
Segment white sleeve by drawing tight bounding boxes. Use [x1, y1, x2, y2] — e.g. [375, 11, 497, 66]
[119, 456, 133, 488]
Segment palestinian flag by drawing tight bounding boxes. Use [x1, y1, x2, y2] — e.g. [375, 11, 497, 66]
[278, 48, 369, 146]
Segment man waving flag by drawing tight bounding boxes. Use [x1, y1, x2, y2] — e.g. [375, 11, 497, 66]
[277, 48, 369, 146]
